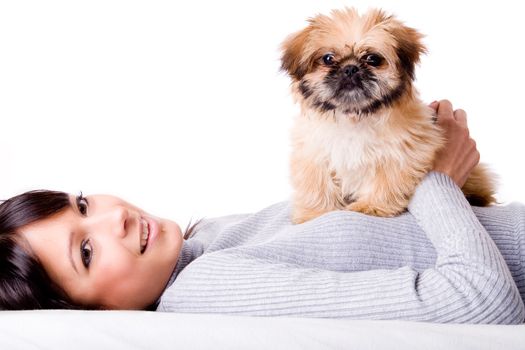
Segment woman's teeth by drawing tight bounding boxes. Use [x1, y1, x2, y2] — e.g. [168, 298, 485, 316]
[140, 218, 150, 253]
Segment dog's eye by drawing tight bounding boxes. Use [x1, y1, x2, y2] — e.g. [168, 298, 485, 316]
[322, 53, 336, 66]
[363, 54, 383, 67]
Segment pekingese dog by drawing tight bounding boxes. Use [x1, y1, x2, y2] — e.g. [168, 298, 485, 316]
[280, 7, 496, 223]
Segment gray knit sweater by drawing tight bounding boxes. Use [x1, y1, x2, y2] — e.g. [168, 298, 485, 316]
[157, 172, 525, 324]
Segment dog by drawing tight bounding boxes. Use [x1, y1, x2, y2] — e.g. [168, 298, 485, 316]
[280, 7, 496, 223]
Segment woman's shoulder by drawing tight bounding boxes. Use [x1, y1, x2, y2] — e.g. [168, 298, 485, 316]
[196, 202, 290, 229]
[187, 201, 291, 244]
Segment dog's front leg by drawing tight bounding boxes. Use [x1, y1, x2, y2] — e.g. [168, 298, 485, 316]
[345, 166, 419, 217]
[290, 153, 344, 224]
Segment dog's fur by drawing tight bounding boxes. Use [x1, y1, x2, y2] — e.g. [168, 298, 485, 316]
[280, 8, 495, 223]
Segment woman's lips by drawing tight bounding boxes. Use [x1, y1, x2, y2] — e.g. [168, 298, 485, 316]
[141, 215, 159, 253]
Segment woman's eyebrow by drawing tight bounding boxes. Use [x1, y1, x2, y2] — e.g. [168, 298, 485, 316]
[69, 230, 79, 274]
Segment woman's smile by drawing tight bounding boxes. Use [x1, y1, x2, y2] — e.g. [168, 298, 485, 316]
[141, 215, 160, 254]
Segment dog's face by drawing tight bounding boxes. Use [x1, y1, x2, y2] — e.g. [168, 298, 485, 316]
[281, 8, 426, 116]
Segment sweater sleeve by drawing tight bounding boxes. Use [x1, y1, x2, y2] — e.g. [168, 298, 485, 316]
[157, 172, 525, 324]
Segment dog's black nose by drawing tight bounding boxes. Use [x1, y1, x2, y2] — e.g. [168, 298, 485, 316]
[343, 65, 359, 77]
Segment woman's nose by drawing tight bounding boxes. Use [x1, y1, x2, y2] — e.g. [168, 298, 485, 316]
[111, 206, 129, 238]
[94, 206, 129, 238]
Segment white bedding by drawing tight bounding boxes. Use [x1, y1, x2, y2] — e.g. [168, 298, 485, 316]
[1, 310, 524, 349]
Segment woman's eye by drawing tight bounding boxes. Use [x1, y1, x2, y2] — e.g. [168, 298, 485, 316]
[80, 239, 93, 268]
[322, 53, 336, 66]
[363, 54, 383, 67]
[76, 192, 89, 216]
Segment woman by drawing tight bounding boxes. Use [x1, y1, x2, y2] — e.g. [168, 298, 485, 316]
[1, 100, 524, 324]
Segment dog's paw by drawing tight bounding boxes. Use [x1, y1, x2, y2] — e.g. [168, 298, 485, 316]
[346, 201, 400, 217]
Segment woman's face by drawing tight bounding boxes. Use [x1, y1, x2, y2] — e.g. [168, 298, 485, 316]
[18, 194, 183, 310]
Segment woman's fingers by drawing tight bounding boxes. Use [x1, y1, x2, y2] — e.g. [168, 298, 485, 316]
[431, 100, 480, 188]
[429, 100, 439, 111]
[454, 108, 468, 127]
[436, 99, 454, 122]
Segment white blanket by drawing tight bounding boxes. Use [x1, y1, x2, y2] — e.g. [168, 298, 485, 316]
[1, 310, 524, 349]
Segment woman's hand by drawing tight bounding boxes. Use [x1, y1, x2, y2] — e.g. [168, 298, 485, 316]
[430, 100, 480, 188]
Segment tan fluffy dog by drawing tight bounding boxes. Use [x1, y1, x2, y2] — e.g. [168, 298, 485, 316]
[280, 8, 495, 223]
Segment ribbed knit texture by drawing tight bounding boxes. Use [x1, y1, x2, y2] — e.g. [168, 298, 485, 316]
[157, 172, 525, 324]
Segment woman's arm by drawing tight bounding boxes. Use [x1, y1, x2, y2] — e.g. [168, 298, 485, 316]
[159, 171, 524, 323]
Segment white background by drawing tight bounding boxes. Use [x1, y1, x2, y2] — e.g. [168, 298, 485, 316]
[1, 0, 523, 227]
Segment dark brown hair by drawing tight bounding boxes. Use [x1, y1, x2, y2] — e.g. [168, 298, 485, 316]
[183, 218, 202, 240]
[0, 190, 83, 310]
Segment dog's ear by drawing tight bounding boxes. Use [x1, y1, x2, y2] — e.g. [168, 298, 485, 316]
[389, 23, 427, 81]
[280, 26, 315, 81]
